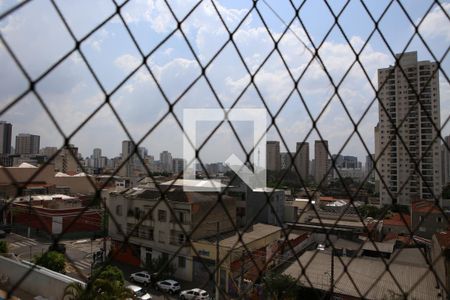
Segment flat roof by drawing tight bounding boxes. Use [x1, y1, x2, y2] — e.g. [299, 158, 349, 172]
[283, 251, 439, 299]
[362, 240, 395, 253]
[201, 223, 281, 249]
[309, 218, 365, 228]
[14, 194, 77, 202]
[161, 179, 227, 189]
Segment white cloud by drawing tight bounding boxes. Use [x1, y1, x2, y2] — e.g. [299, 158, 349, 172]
[418, 3, 450, 41]
[114, 54, 141, 73]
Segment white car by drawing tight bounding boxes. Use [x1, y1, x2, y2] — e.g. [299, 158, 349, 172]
[155, 279, 181, 294]
[130, 271, 152, 285]
[126, 284, 152, 300]
[180, 288, 210, 300]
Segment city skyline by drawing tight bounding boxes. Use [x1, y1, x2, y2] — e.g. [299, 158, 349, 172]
[0, 1, 448, 164]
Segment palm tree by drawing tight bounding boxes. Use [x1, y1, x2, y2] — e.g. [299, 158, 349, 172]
[63, 279, 134, 300]
[63, 282, 90, 300]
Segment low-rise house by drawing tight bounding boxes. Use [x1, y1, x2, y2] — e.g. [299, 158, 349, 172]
[107, 179, 237, 281]
[382, 212, 411, 235]
[283, 250, 440, 299]
[432, 231, 450, 299]
[10, 194, 102, 237]
[192, 223, 284, 297]
[411, 200, 449, 239]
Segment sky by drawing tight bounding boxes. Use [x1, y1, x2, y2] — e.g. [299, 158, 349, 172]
[0, 0, 449, 165]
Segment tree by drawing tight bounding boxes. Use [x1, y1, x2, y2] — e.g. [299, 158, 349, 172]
[0, 241, 8, 253]
[34, 251, 65, 273]
[263, 272, 302, 300]
[91, 265, 124, 283]
[63, 267, 133, 300]
[145, 255, 175, 281]
[63, 280, 134, 300]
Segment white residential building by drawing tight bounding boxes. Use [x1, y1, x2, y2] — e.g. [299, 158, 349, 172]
[375, 52, 441, 205]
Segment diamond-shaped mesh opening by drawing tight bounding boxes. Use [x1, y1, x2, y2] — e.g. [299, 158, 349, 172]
[0, 0, 449, 299]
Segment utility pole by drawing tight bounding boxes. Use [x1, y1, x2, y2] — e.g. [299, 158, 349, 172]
[215, 221, 220, 300]
[330, 249, 334, 297]
[27, 195, 31, 238]
[239, 249, 245, 296]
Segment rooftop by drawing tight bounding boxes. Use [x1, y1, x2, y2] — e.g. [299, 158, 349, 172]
[383, 213, 411, 227]
[161, 179, 227, 191]
[200, 223, 281, 249]
[412, 200, 442, 214]
[14, 194, 77, 202]
[283, 250, 439, 299]
[435, 230, 450, 249]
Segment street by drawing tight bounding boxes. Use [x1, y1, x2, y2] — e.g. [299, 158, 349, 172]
[3, 233, 200, 300]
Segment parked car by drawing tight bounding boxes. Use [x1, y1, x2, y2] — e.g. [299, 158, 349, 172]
[130, 271, 153, 285]
[126, 284, 152, 300]
[155, 279, 181, 294]
[0, 230, 6, 239]
[180, 288, 210, 300]
[0, 224, 12, 234]
[316, 243, 325, 251]
[48, 243, 66, 254]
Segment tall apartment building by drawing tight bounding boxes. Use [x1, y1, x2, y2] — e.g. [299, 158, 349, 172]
[54, 144, 79, 173]
[160, 150, 173, 173]
[172, 158, 186, 174]
[266, 141, 281, 171]
[280, 152, 293, 170]
[295, 142, 309, 180]
[365, 154, 376, 182]
[0, 121, 12, 155]
[314, 140, 329, 185]
[442, 136, 450, 187]
[375, 52, 441, 206]
[121, 140, 135, 177]
[15, 133, 40, 155]
[40, 146, 57, 158]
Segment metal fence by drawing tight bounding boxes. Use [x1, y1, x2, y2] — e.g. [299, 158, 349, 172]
[0, 0, 449, 299]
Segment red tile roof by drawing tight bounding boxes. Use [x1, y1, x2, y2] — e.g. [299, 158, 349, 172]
[383, 213, 411, 227]
[435, 231, 450, 249]
[411, 200, 442, 213]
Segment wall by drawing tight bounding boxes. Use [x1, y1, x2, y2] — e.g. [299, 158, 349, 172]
[431, 235, 449, 299]
[12, 205, 101, 234]
[51, 176, 96, 195]
[412, 211, 448, 239]
[0, 256, 84, 300]
[246, 189, 285, 226]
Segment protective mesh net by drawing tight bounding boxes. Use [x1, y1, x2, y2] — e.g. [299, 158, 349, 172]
[0, 0, 449, 299]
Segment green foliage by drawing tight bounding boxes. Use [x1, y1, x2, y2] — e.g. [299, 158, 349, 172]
[34, 251, 66, 273]
[145, 255, 175, 281]
[63, 280, 133, 300]
[91, 265, 124, 283]
[263, 272, 302, 300]
[63, 266, 132, 300]
[358, 204, 389, 219]
[0, 241, 8, 253]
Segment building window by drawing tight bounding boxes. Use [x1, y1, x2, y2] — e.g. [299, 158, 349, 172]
[159, 231, 165, 243]
[116, 205, 123, 216]
[158, 209, 167, 222]
[178, 234, 185, 245]
[162, 252, 169, 261]
[178, 256, 186, 268]
[178, 212, 184, 223]
[437, 217, 443, 223]
[135, 207, 141, 219]
[419, 216, 423, 222]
